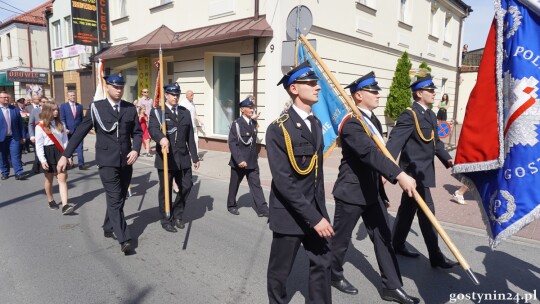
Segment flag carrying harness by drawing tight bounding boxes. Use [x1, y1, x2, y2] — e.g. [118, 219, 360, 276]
[274, 113, 318, 178]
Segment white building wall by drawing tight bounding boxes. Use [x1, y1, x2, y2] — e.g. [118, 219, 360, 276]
[103, 0, 469, 142]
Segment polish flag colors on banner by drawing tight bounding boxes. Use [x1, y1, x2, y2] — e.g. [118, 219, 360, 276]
[454, 0, 540, 247]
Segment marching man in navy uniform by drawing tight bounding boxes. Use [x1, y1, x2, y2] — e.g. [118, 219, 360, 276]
[148, 83, 200, 233]
[57, 75, 142, 254]
[266, 61, 334, 304]
[330, 72, 420, 304]
[386, 74, 457, 269]
[226, 97, 269, 217]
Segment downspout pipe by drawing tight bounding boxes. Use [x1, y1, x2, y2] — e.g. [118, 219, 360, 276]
[252, 0, 259, 107]
[44, 7, 53, 98]
[27, 23, 33, 71]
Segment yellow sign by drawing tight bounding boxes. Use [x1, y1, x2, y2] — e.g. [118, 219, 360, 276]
[137, 57, 151, 98]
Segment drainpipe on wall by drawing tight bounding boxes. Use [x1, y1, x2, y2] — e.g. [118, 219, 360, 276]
[252, 0, 260, 107]
[44, 7, 53, 98]
[27, 23, 33, 71]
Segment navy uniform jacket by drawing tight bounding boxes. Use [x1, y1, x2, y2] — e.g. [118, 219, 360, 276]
[148, 105, 198, 171]
[386, 102, 451, 187]
[333, 113, 402, 205]
[265, 109, 328, 235]
[63, 99, 142, 167]
[228, 116, 258, 169]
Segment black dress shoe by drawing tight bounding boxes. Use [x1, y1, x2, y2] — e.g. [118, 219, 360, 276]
[174, 219, 185, 229]
[382, 287, 420, 304]
[430, 255, 458, 269]
[394, 246, 420, 258]
[162, 223, 178, 233]
[15, 174, 25, 180]
[104, 231, 116, 240]
[331, 278, 358, 295]
[228, 208, 240, 215]
[121, 241, 132, 252]
[79, 165, 88, 170]
[257, 211, 269, 217]
[1, 175, 8, 180]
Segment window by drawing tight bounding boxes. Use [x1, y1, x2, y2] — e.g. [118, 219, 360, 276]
[444, 14, 452, 43]
[6, 33, 12, 58]
[430, 4, 438, 37]
[158, 0, 172, 4]
[213, 56, 240, 136]
[52, 21, 62, 48]
[64, 16, 73, 45]
[357, 0, 375, 8]
[400, 0, 408, 23]
[118, 0, 127, 18]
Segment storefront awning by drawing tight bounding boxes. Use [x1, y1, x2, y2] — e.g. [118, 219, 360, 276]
[96, 16, 273, 60]
[0, 73, 14, 86]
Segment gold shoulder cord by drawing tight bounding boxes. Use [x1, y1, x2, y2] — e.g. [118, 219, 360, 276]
[274, 114, 318, 177]
[406, 108, 434, 142]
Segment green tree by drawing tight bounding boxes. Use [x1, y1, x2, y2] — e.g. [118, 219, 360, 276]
[385, 51, 412, 121]
[418, 61, 432, 75]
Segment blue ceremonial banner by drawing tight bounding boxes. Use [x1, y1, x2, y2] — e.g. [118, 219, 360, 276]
[297, 42, 349, 155]
[453, 0, 540, 247]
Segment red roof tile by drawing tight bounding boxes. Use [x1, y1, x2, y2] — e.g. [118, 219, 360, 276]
[1, 1, 52, 27]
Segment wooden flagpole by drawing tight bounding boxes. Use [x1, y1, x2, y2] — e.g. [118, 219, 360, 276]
[298, 34, 479, 285]
[158, 46, 170, 218]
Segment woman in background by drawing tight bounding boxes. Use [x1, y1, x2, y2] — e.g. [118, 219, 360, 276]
[138, 106, 152, 157]
[35, 101, 74, 214]
[437, 93, 449, 122]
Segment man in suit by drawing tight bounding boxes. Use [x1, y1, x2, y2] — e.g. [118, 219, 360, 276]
[15, 98, 30, 154]
[0, 91, 25, 180]
[57, 75, 142, 254]
[386, 74, 457, 269]
[330, 72, 419, 304]
[60, 91, 86, 170]
[226, 97, 269, 217]
[266, 61, 334, 304]
[27, 94, 43, 144]
[148, 83, 200, 233]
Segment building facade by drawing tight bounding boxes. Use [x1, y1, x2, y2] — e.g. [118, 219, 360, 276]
[47, 0, 96, 108]
[96, 0, 471, 151]
[0, 1, 52, 100]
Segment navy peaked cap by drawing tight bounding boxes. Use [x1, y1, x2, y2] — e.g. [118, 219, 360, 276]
[239, 97, 254, 107]
[103, 75, 125, 86]
[277, 61, 319, 89]
[345, 71, 381, 94]
[164, 83, 181, 95]
[410, 74, 437, 91]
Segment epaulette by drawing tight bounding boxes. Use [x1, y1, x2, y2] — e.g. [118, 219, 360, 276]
[273, 113, 289, 125]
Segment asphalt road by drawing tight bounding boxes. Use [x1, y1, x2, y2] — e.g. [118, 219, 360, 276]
[0, 142, 538, 304]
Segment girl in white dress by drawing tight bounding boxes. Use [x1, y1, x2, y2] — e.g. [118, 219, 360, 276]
[36, 101, 74, 214]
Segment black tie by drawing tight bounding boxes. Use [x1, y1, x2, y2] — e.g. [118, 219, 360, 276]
[370, 114, 382, 133]
[307, 115, 319, 141]
[113, 104, 118, 114]
[172, 106, 177, 117]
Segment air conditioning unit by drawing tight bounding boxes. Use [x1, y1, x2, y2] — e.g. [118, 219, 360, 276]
[79, 53, 91, 66]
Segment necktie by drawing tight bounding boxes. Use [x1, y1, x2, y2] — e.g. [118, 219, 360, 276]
[113, 104, 118, 114]
[3, 107, 11, 136]
[307, 115, 319, 142]
[71, 103, 76, 118]
[370, 114, 382, 133]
